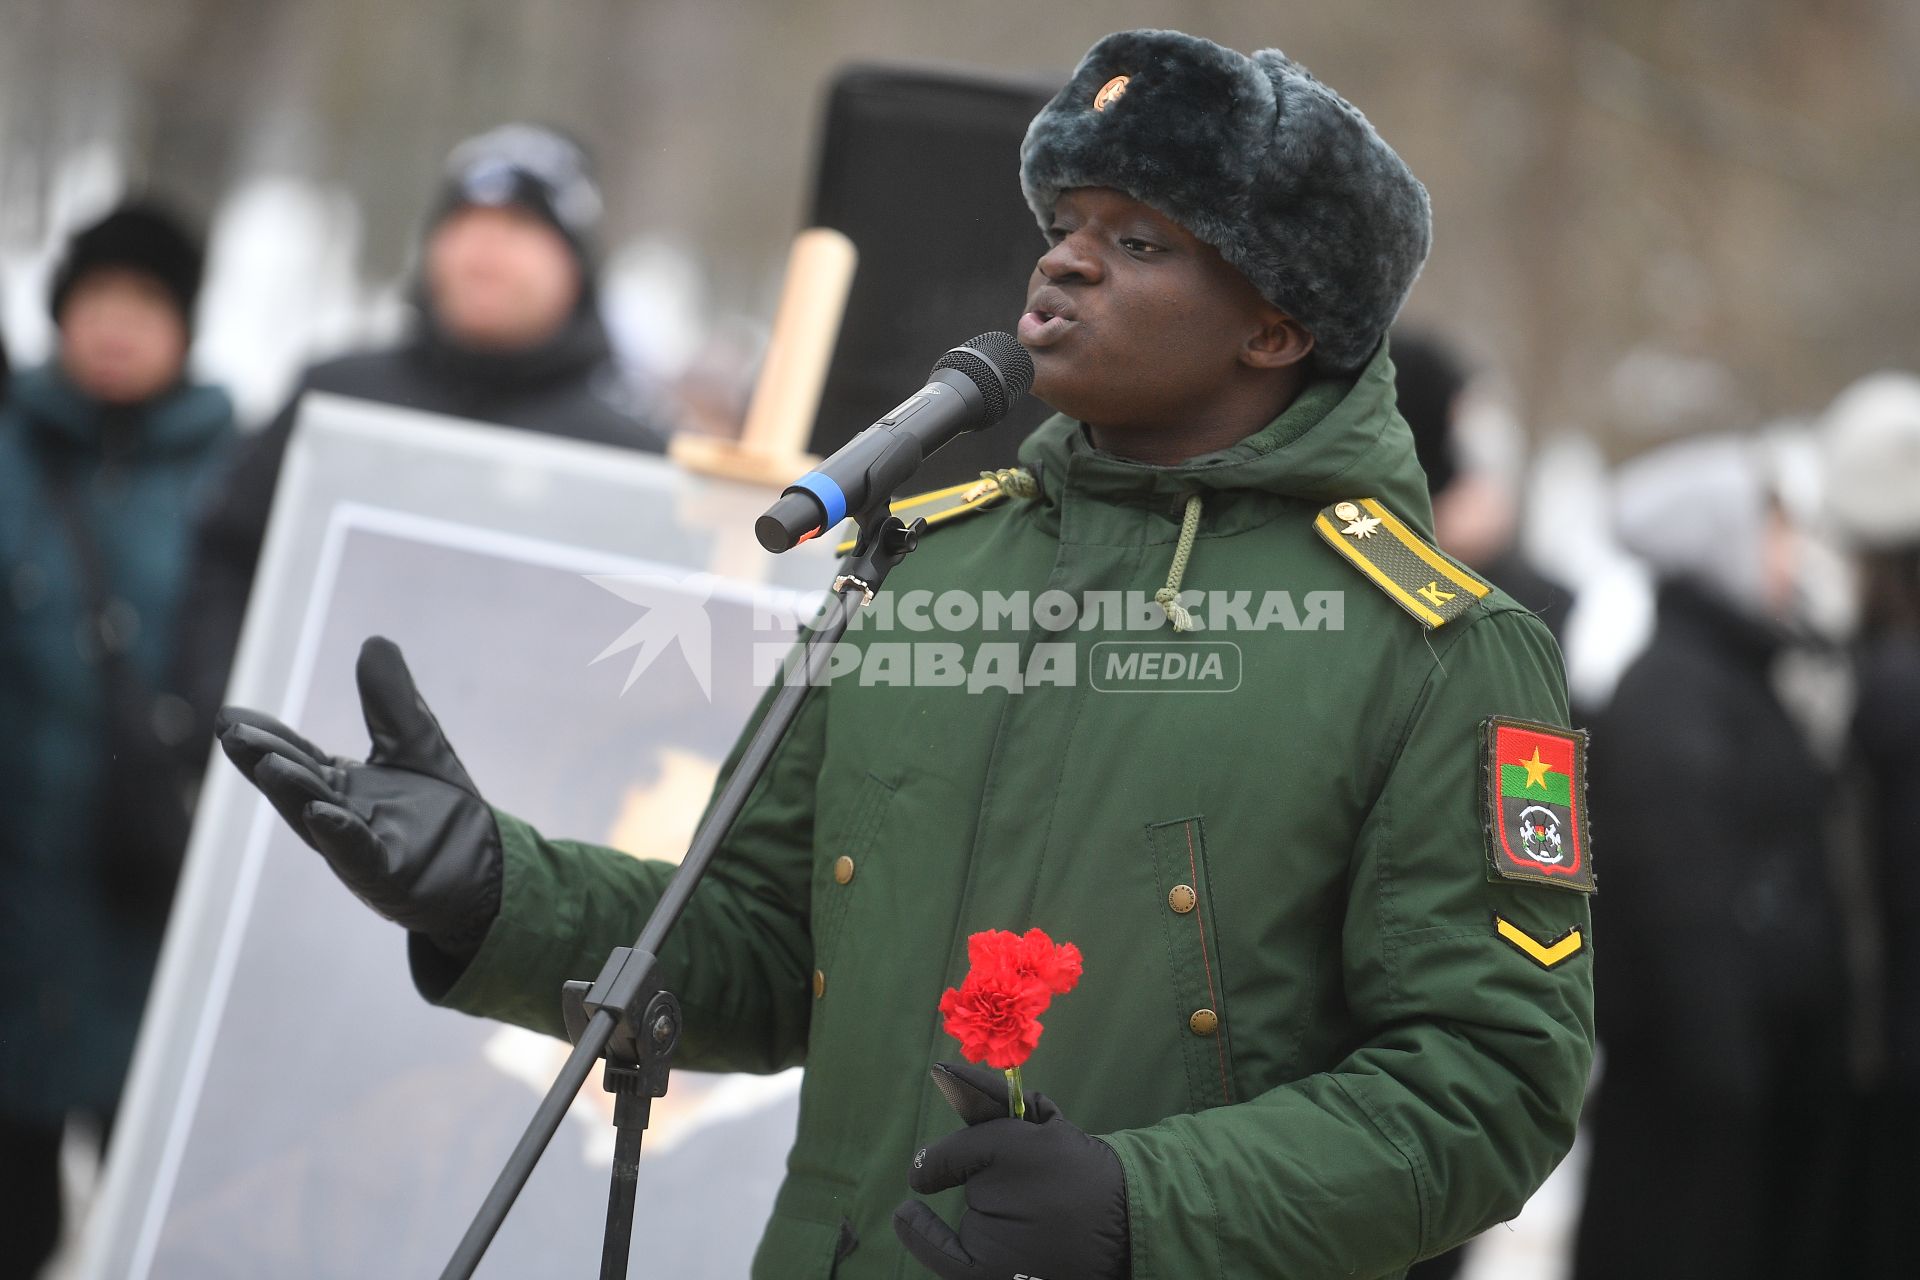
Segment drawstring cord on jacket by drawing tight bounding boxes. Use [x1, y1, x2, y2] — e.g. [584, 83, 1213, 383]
[974, 467, 1040, 500]
[978, 470, 1202, 633]
[1156, 494, 1203, 632]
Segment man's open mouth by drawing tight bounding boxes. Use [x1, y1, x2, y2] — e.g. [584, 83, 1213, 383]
[1017, 304, 1075, 348]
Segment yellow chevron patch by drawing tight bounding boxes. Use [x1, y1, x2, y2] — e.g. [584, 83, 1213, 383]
[1313, 497, 1491, 628]
[833, 473, 1016, 554]
[1494, 915, 1585, 969]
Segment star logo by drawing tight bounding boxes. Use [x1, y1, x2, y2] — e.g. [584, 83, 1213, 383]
[587, 570, 715, 700]
[1094, 75, 1131, 112]
[1519, 746, 1552, 790]
[1341, 515, 1382, 539]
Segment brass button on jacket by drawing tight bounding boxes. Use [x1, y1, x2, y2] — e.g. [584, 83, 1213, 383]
[1189, 1008, 1219, 1036]
[813, 969, 826, 999]
[1168, 884, 1197, 914]
[833, 855, 855, 885]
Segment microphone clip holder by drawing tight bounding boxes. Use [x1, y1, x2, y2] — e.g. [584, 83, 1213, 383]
[833, 502, 927, 607]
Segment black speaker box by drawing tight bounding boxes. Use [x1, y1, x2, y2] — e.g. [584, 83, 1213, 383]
[806, 63, 1062, 492]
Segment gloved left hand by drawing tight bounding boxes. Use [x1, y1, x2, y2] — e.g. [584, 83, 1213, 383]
[893, 1061, 1130, 1280]
[214, 636, 502, 961]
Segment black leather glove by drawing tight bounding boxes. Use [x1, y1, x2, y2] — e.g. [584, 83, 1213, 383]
[893, 1061, 1130, 1280]
[215, 635, 502, 961]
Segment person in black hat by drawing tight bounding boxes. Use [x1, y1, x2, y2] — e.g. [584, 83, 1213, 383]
[0, 200, 235, 1280]
[170, 124, 673, 775]
[276, 122, 669, 445]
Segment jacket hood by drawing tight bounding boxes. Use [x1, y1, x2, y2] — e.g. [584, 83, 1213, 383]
[9, 364, 233, 460]
[1014, 341, 1436, 535]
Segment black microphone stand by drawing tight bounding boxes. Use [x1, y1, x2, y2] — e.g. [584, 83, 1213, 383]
[439, 499, 929, 1280]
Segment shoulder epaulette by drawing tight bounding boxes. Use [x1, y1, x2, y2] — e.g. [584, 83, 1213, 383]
[1313, 497, 1490, 628]
[833, 473, 1017, 554]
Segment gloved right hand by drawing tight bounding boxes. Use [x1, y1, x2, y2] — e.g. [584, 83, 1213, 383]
[215, 635, 502, 961]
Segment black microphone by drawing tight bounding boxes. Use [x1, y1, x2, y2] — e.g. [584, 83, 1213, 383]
[755, 331, 1035, 553]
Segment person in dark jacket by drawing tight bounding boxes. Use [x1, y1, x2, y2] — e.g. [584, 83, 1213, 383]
[1393, 329, 1569, 641]
[173, 123, 671, 753]
[0, 201, 235, 1280]
[1821, 372, 1920, 1278]
[1572, 434, 1850, 1280]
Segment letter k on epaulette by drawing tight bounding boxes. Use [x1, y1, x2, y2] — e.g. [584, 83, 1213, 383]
[1313, 498, 1490, 628]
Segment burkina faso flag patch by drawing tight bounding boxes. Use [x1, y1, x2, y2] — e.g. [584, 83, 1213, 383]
[1482, 716, 1593, 893]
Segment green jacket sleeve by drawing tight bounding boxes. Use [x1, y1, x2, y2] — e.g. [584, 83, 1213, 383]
[414, 676, 826, 1075]
[1101, 606, 1596, 1279]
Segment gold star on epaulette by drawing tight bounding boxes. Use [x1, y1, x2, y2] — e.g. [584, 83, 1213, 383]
[1341, 515, 1382, 539]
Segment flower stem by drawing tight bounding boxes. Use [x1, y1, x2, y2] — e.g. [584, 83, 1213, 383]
[1006, 1065, 1025, 1120]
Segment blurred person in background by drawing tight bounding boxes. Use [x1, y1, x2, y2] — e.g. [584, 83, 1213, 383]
[1394, 329, 1570, 641]
[173, 122, 672, 762]
[1822, 372, 1920, 1279]
[0, 201, 235, 1280]
[1571, 434, 1849, 1279]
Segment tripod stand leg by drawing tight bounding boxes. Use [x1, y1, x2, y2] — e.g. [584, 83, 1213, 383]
[600, 1088, 650, 1280]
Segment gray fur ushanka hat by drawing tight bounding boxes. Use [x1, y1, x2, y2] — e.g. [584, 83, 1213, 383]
[1020, 29, 1431, 372]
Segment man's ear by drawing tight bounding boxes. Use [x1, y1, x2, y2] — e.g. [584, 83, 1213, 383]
[1242, 310, 1315, 371]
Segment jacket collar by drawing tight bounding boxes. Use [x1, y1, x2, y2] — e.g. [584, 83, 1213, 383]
[8, 364, 232, 460]
[1657, 577, 1791, 667]
[1013, 340, 1436, 537]
[409, 306, 615, 394]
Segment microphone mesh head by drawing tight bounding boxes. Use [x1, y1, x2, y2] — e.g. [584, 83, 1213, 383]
[931, 331, 1035, 426]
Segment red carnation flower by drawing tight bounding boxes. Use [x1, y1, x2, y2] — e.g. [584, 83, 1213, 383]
[938, 927, 1085, 1093]
[938, 969, 1048, 1070]
[1001, 927, 1083, 996]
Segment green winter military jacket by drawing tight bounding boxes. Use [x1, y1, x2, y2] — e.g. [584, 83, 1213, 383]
[419, 345, 1596, 1278]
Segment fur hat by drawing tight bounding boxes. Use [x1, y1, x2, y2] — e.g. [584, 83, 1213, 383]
[49, 201, 205, 329]
[1020, 29, 1431, 372]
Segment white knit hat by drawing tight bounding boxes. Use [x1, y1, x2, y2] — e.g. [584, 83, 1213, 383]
[1613, 434, 1773, 618]
[1821, 372, 1920, 549]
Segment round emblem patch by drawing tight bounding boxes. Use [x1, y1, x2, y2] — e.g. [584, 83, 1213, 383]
[1516, 803, 1564, 865]
[1094, 75, 1131, 112]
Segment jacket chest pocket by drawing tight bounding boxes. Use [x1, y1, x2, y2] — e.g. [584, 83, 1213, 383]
[1145, 816, 1237, 1111]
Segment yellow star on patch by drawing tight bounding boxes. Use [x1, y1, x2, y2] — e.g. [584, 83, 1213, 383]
[1341, 515, 1382, 539]
[1520, 746, 1552, 790]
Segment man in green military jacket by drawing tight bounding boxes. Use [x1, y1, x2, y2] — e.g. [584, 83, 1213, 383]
[219, 30, 1593, 1279]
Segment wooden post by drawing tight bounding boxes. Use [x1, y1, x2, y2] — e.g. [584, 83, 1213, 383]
[671, 226, 858, 489]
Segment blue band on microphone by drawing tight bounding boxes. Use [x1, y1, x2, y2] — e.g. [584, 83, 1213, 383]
[792, 472, 847, 530]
